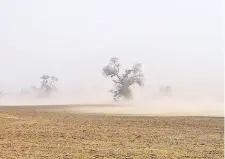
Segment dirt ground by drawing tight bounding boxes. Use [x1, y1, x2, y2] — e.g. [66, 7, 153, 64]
[0, 106, 224, 159]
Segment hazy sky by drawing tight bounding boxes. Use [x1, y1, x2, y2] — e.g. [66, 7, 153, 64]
[0, 0, 223, 97]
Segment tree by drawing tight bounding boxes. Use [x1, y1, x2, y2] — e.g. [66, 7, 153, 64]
[103, 57, 144, 101]
[40, 75, 58, 95]
[159, 85, 172, 97]
[0, 91, 4, 99]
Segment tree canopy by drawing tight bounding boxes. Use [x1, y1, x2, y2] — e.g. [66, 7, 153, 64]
[103, 57, 144, 100]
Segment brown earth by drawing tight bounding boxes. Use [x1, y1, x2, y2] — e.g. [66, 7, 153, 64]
[0, 106, 224, 159]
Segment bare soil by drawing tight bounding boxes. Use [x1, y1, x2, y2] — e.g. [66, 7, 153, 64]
[0, 106, 224, 159]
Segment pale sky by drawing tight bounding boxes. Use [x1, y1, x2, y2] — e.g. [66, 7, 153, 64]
[0, 0, 223, 99]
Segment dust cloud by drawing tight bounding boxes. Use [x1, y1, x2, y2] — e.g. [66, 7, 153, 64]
[0, 87, 223, 117]
[76, 98, 223, 117]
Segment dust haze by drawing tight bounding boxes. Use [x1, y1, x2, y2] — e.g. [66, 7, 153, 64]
[0, 85, 223, 117]
[0, 1, 223, 117]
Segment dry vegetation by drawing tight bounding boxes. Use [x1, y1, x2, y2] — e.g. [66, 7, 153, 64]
[0, 106, 224, 159]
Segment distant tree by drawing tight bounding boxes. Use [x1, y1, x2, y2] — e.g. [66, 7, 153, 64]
[103, 57, 144, 101]
[31, 85, 40, 92]
[40, 75, 58, 95]
[0, 91, 4, 99]
[20, 86, 40, 96]
[159, 85, 172, 97]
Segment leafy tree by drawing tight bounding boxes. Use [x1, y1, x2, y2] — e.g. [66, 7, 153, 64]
[103, 57, 144, 101]
[40, 75, 58, 95]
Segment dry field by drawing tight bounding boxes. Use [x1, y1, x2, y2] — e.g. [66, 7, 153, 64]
[0, 106, 224, 159]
